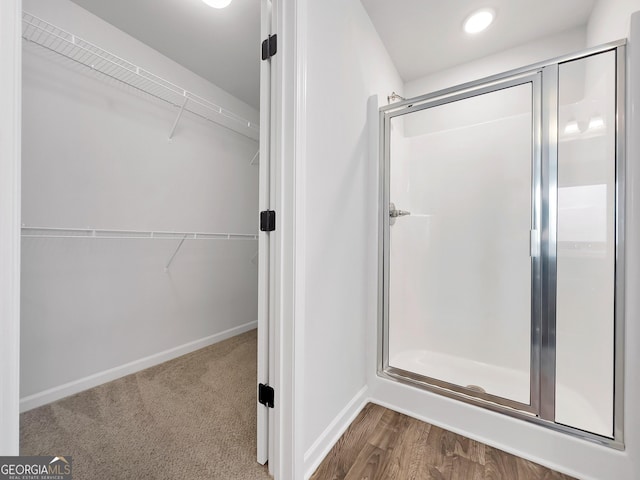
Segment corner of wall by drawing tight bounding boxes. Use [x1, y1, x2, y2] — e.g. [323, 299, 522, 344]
[587, 0, 640, 46]
[302, 386, 369, 480]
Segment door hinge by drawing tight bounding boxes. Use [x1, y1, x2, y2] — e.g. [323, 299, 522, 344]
[258, 383, 274, 408]
[261, 34, 277, 60]
[260, 210, 276, 232]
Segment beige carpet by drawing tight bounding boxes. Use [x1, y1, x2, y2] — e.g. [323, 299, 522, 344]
[20, 329, 272, 479]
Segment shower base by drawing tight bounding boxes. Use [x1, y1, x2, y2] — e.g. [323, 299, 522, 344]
[390, 349, 609, 436]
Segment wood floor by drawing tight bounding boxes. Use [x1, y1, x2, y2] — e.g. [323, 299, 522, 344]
[311, 403, 576, 480]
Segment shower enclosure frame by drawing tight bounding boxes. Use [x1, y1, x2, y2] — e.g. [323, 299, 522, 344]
[377, 40, 626, 449]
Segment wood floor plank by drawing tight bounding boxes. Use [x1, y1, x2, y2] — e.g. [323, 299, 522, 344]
[425, 425, 454, 470]
[367, 407, 412, 451]
[485, 445, 520, 480]
[343, 442, 386, 480]
[311, 403, 577, 480]
[452, 432, 486, 465]
[310, 403, 386, 480]
[514, 455, 575, 480]
[430, 454, 481, 480]
[374, 416, 427, 480]
[398, 416, 436, 480]
[450, 454, 485, 480]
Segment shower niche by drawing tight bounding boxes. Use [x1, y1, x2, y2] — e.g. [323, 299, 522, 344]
[379, 43, 624, 446]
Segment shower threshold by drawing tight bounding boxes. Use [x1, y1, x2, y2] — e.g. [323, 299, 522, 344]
[389, 349, 609, 436]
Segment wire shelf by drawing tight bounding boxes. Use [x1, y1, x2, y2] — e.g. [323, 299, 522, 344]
[21, 227, 258, 241]
[22, 11, 259, 141]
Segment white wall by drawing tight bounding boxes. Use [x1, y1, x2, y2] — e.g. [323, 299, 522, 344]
[20, 0, 259, 408]
[588, 0, 640, 45]
[405, 27, 586, 100]
[298, 0, 402, 474]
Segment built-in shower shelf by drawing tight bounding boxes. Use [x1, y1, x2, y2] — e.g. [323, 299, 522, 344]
[21, 12, 259, 141]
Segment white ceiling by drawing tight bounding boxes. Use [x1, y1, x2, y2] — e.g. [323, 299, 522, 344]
[360, 0, 597, 82]
[68, 0, 597, 109]
[70, 0, 261, 109]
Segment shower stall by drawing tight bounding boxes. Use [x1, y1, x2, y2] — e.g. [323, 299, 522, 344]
[379, 41, 625, 445]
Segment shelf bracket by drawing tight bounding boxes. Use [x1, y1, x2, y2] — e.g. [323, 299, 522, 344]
[168, 97, 189, 139]
[164, 234, 188, 272]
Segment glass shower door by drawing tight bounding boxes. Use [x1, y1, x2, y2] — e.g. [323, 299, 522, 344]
[383, 75, 540, 411]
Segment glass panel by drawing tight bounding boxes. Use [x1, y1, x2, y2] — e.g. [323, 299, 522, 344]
[556, 51, 615, 437]
[388, 83, 533, 405]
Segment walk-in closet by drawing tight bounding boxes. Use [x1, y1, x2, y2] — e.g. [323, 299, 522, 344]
[18, 0, 267, 477]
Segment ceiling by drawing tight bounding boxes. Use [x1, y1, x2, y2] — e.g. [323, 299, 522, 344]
[67, 0, 597, 109]
[360, 0, 597, 82]
[70, 0, 261, 109]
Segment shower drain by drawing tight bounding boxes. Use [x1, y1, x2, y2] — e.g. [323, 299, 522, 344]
[466, 385, 487, 394]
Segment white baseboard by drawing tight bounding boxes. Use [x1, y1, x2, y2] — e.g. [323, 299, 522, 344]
[303, 385, 370, 479]
[20, 320, 258, 412]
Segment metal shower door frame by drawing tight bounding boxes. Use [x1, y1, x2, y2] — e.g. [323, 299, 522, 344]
[377, 41, 626, 449]
[379, 71, 543, 415]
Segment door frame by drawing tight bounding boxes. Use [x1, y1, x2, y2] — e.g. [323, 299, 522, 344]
[259, 0, 301, 478]
[257, 0, 273, 467]
[0, 0, 22, 456]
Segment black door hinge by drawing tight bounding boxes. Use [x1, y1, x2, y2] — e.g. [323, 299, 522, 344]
[261, 34, 277, 60]
[258, 383, 275, 408]
[260, 210, 276, 232]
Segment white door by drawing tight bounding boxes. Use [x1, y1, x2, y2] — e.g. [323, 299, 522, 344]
[257, 0, 275, 465]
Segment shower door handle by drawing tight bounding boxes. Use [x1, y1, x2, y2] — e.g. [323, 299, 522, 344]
[389, 203, 411, 218]
[389, 209, 411, 218]
[389, 203, 410, 225]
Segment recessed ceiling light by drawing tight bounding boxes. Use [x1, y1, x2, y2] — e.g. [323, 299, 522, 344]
[202, 0, 233, 9]
[464, 8, 495, 34]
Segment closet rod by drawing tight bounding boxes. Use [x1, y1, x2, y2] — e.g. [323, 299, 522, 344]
[21, 12, 259, 141]
[21, 227, 258, 241]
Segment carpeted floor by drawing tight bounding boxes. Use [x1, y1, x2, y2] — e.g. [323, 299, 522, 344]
[20, 329, 272, 479]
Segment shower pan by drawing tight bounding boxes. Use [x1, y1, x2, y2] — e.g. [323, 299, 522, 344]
[378, 41, 625, 447]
